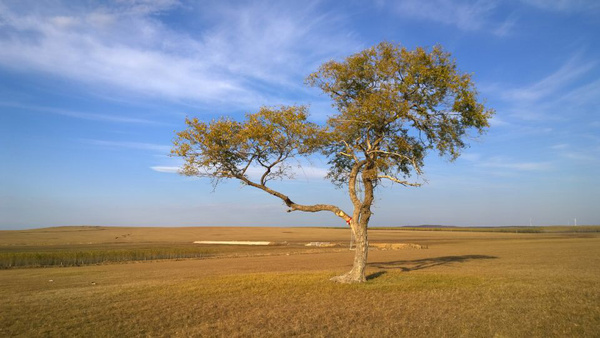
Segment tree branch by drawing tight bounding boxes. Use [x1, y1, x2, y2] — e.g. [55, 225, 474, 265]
[240, 154, 257, 176]
[258, 153, 287, 185]
[377, 175, 422, 187]
[367, 149, 423, 175]
[341, 140, 359, 163]
[236, 175, 352, 224]
[348, 160, 367, 208]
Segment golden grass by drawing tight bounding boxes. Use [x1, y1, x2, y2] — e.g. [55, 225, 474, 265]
[1, 226, 599, 337]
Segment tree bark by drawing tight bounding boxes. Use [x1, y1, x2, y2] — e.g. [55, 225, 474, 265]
[330, 220, 368, 283]
[237, 175, 351, 221]
[331, 163, 375, 283]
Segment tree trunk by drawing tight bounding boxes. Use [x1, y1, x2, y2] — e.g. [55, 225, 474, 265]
[330, 221, 368, 283]
[331, 164, 375, 284]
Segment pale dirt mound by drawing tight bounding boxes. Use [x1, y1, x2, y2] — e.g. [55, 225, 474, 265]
[305, 242, 337, 247]
[370, 243, 427, 250]
[193, 241, 275, 246]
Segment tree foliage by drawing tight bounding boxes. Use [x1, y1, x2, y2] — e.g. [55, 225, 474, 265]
[306, 42, 493, 188]
[173, 105, 329, 186]
[172, 42, 494, 283]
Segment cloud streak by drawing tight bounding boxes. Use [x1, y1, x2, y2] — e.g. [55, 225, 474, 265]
[483, 52, 599, 123]
[550, 143, 599, 162]
[0, 1, 357, 108]
[392, 0, 498, 31]
[500, 55, 596, 102]
[461, 153, 552, 172]
[84, 139, 171, 153]
[520, 0, 600, 13]
[0, 101, 161, 124]
[150, 166, 180, 173]
[480, 159, 552, 171]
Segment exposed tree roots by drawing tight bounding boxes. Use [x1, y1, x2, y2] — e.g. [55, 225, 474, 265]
[330, 270, 366, 284]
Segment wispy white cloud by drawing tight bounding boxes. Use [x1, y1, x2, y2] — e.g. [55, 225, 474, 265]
[459, 153, 482, 162]
[550, 143, 599, 162]
[484, 52, 598, 123]
[500, 54, 596, 102]
[397, 0, 495, 31]
[386, 0, 525, 36]
[561, 151, 596, 161]
[151, 166, 180, 173]
[493, 12, 518, 37]
[116, 0, 182, 16]
[84, 139, 171, 153]
[0, 0, 357, 108]
[488, 116, 510, 127]
[200, 1, 351, 87]
[550, 143, 569, 150]
[560, 79, 600, 106]
[392, 0, 498, 31]
[461, 153, 552, 171]
[480, 157, 552, 171]
[0, 101, 161, 124]
[520, 0, 600, 13]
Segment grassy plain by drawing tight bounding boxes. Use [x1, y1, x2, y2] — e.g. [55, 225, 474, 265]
[1, 226, 599, 337]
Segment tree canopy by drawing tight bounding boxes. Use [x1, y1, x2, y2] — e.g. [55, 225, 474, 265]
[307, 42, 493, 188]
[174, 105, 328, 184]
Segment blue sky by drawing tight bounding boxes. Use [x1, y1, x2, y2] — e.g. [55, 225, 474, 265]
[1, 0, 599, 229]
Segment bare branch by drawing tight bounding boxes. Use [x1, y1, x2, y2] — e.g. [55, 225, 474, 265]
[259, 153, 287, 185]
[377, 175, 422, 187]
[348, 160, 367, 208]
[341, 140, 360, 163]
[236, 174, 352, 224]
[240, 154, 256, 176]
[337, 119, 371, 124]
[372, 135, 384, 149]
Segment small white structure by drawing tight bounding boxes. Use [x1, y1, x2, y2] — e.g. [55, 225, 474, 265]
[193, 241, 273, 246]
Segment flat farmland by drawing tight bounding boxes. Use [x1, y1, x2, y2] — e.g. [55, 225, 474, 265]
[1, 226, 599, 337]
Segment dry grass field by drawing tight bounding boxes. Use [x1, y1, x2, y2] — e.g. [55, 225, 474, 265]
[1, 226, 599, 337]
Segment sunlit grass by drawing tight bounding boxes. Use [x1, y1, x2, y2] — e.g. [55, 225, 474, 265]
[1, 226, 599, 336]
[2, 269, 598, 337]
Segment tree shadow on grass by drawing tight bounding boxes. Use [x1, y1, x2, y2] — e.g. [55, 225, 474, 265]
[366, 271, 387, 280]
[368, 255, 498, 273]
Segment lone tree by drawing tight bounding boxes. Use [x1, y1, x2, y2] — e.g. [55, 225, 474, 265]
[172, 42, 494, 283]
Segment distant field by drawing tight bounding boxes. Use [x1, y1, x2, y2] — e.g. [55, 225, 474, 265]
[0, 226, 359, 268]
[1, 226, 599, 336]
[371, 225, 600, 233]
[4, 226, 597, 268]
